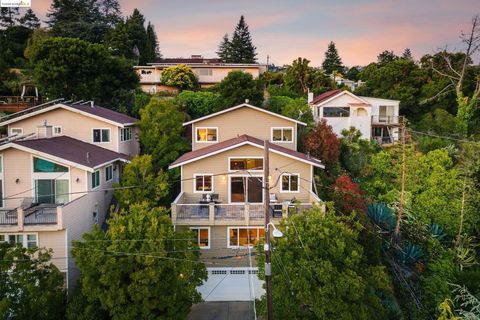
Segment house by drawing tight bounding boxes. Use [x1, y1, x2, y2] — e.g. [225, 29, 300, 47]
[134, 55, 267, 93]
[169, 103, 323, 301]
[309, 89, 403, 144]
[0, 100, 138, 288]
[330, 74, 364, 91]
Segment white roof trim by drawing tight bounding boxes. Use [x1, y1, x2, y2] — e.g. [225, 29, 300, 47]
[312, 91, 371, 107]
[358, 96, 401, 104]
[93, 157, 130, 170]
[0, 103, 131, 127]
[182, 103, 307, 126]
[168, 141, 324, 169]
[0, 143, 94, 172]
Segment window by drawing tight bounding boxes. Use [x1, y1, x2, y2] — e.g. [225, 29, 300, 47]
[323, 107, 350, 117]
[93, 129, 110, 143]
[196, 127, 217, 142]
[35, 179, 69, 204]
[191, 227, 210, 249]
[105, 165, 113, 182]
[194, 174, 213, 192]
[120, 127, 132, 142]
[229, 158, 263, 171]
[281, 174, 299, 192]
[53, 126, 62, 135]
[33, 157, 68, 173]
[228, 227, 265, 248]
[10, 128, 23, 135]
[272, 128, 293, 142]
[91, 170, 100, 189]
[197, 69, 213, 76]
[0, 233, 37, 248]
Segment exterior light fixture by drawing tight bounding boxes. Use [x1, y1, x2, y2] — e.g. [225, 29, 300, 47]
[268, 222, 283, 238]
[76, 177, 80, 183]
[15, 178, 20, 184]
[222, 175, 226, 181]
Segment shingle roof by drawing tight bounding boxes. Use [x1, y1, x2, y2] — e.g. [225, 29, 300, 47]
[13, 136, 130, 169]
[169, 135, 324, 168]
[63, 103, 137, 125]
[153, 58, 222, 64]
[310, 89, 342, 105]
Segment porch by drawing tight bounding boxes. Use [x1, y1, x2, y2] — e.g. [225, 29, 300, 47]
[0, 204, 62, 231]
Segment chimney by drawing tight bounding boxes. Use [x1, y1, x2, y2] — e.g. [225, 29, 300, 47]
[37, 120, 53, 138]
[307, 90, 314, 104]
[90, 101, 94, 108]
[245, 99, 249, 104]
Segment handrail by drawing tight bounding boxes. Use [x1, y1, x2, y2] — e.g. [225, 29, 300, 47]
[0, 98, 65, 123]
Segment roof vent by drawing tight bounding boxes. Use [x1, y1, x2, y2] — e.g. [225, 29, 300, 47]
[86, 152, 90, 163]
[90, 101, 94, 108]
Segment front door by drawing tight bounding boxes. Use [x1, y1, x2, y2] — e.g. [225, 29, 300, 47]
[230, 176, 263, 203]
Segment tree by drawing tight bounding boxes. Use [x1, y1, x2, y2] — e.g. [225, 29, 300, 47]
[256, 207, 391, 319]
[178, 90, 222, 119]
[402, 48, 413, 61]
[332, 174, 367, 214]
[322, 41, 344, 74]
[0, 243, 66, 319]
[346, 66, 360, 81]
[144, 22, 160, 63]
[377, 50, 398, 65]
[0, 7, 19, 29]
[29, 37, 138, 107]
[71, 203, 207, 320]
[226, 15, 257, 63]
[125, 8, 147, 64]
[99, 0, 121, 28]
[18, 9, 40, 29]
[285, 57, 331, 95]
[139, 98, 189, 170]
[266, 95, 314, 126]
[303, 119, 340, 166]
[216, 33, 231, 62]
[104, 20, 135, 58]
[114, 155, 170, 208]
[217, 70, 263, 108]
[160, 64, 199, 90]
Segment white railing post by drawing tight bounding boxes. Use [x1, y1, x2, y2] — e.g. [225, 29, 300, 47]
[209, 204, 215, 224]
[17, 208, 24, 231]
[57, 206, 63, 229]
[171, 205, 177, 224]
[245, 204, 250, 224]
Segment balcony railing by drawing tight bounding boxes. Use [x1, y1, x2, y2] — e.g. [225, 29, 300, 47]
[371, 115, 405, 125]
[0, 209, 18, 225]
[0, 205, 60, 229]
[24, 206, 58, 225]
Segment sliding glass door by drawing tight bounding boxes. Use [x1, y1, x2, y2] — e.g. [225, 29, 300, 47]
[35, 179, 69, 204]
[230, 176, 263, 203]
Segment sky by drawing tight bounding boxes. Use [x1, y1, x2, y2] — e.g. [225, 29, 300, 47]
[30, 0, 479, 67]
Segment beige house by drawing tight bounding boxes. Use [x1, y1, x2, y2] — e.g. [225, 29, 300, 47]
[0, 102, 138, 288]
[169, 104, 323, 301]
[134, 56, 267, 93]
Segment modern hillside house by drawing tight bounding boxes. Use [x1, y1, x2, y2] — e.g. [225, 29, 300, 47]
[0, 101, 138, 288]
[135, 55, 267, 93]
[169, 103, 323, 301]
[309, 89, 403, 144]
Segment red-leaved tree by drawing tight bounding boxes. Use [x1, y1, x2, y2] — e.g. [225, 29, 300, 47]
[303, 119, 340, 166]
[332, 174, 367, 214]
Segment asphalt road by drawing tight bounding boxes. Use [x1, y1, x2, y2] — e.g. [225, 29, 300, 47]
[188, 302, 255, 320]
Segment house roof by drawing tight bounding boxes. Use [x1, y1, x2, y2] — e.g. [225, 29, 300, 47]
[1, 136, 130, 172]
[310, 89, 342, 105]
[310, 89, 371, 106]
[183, 103, 307, 126]
[169, 134, 324, 169]
[152, 57, 222, 64]
[0, 103, 138, 127]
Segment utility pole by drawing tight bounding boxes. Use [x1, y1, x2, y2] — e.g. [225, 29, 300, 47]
[263, 140, 273, 320]
[394, 121, 406, 244]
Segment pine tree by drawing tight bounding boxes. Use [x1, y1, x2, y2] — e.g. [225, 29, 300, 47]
[18, 9, 40, 29]
[0, 7, 19, 29]
[99, 0, 121, 28]
[144, 22, 160, 63]
[377, 50, 397, 65]
[228, 15, 257, 63]
[217, 33, 231, 62]
[322, 41, 344, 74]
[402, 48, 413, 60]
[125, 8, 147, 64]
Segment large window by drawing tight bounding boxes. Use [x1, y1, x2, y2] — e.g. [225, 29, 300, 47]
[91, 170, 100, 189]
[0, 234, 37, 248]
[228, 227, 265, 248]
[93, 129, 110, 143]
[105, 165, 113, 182]
[194, 174, 213, 192]
[120, 127, 132, 142]
[230, 176, 263, 203]
[323, 107, 350, 117]
[271, 128, 293, 142]
[229, 158, 263, 171]
[35, 179, 69, 204]
[33, 157, 68, 173]
[196, 127, 217, 142]
[197, 69, 213, 76]
[281, 174, 299, 192]
[191, 227, 210, 249]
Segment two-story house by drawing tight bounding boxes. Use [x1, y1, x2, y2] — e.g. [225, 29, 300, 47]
[0, 101, 139, 288]
[309, 89, 403, 144]
[169, 103, 323, 301]
[134, 55, 267, 93]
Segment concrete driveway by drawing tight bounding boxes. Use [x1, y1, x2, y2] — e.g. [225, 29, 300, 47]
[188, 301, 255, 320]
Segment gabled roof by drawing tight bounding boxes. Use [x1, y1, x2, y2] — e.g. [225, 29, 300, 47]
[0, 136, 130, 172]
[169, 134, 324, 169]
[310, 90, 371, 106]
[0, 103, 138, 127]
[183, 103, 307, 126]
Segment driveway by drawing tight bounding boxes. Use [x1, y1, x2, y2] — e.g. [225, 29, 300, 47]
[188, 301, 255, 320]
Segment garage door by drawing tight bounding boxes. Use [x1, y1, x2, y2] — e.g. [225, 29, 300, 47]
[197, 267, 265, 302]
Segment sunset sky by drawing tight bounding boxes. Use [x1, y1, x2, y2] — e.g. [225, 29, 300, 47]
[30, 0, 478, 67]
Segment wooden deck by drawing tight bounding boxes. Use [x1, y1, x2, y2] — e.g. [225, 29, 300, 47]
[0, 96, 42, 113]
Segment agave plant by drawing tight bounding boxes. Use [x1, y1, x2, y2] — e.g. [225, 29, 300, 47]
[455, 235, 479, 271]
[367, 203, 396, 231]
[396, 243, 423, 266]
[430, 223, 447, 242]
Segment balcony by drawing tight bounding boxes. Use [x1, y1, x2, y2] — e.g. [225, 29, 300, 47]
[0, 204, 62, 231]
[371, 115, 405, 126]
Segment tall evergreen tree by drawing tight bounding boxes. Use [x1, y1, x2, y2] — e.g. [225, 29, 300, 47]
[144, 22, 160, 63]
[228, 15, 257, 63]
[217, 33, 231, 62]
[99, 0, 121, 28]
[125, 8, 147, 64]
[402, 48, 413, 60]
[0, 7, 19, 29]
[18, 9, 40, 29]
[377, 50, 397, 65]
[322, 41, 344, 74]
